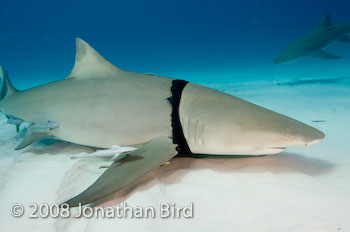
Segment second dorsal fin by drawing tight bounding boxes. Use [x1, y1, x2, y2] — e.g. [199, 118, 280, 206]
[67, 38, 122, 79]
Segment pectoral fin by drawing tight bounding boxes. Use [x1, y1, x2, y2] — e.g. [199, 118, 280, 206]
[62, 137, 177, 207]
[15, 122, 58, 150]
[309, 50, 342, 59]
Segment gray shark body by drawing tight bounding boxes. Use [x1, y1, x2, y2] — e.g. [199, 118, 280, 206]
[274, 14, 350, 64]
[0, 39, 324, 206]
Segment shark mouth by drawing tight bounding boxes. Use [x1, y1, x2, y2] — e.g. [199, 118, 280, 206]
[306, 138, 324, 146]
[252, 147, 286, 155]
[251, 137, 324, 155]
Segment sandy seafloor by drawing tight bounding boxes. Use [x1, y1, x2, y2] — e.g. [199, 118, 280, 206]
[0, 73, 349, 232]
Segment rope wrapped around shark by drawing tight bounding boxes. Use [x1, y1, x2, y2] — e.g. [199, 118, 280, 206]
[168, 79, 192, 156]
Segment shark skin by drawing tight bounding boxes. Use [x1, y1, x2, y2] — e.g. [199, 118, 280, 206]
[0, 39, 325, 207]
[274, 13, 350, 64]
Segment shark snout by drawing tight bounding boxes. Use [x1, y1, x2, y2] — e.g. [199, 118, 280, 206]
[302, 127, 325, 146]
[273, 50, 300, 65]
[273, 55, 291, 65]
[281, 123, 325, 148]
[273, 57, 284, 65]
[258, 115, 326, 154]
[252, 126, 325, 155]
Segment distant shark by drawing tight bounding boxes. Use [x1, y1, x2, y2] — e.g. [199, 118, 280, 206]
[274, 13, 350, 64]
[0, 39, 324, 207]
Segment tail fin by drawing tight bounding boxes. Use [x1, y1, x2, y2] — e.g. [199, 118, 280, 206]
[0, 65, 18, 101]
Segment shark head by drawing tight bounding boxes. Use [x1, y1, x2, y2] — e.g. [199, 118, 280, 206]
[274, 48, 301, 65]
[273, 49, 299, 64]
[179, 84, 325, 155]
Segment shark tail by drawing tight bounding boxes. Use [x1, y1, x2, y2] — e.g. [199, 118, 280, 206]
[0, 65, 18, 101]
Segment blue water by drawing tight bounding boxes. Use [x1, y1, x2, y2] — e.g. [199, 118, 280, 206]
[0, 0, 350, 89]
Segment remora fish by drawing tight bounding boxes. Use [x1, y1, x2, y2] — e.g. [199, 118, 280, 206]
[274, 13, 350, 64]
[0, 39, 324, 207]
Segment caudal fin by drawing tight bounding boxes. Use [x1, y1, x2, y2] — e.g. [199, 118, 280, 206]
[0, 65, 18, 101]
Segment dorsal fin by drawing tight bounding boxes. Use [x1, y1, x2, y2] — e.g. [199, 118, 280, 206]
[67, 38, 122, 79]
[317, 13, 332, 29]
[5, 71, 18, 96]
[1, 65, 18, 100]
[0, 65, 6, 100]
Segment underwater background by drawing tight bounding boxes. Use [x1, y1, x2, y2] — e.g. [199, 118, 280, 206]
[1, 0, 350, 88]
[1, 1, 350, 231]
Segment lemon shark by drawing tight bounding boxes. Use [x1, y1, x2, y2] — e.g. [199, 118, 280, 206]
[0, 39, 324, 207]
[274, 13, 350, 64]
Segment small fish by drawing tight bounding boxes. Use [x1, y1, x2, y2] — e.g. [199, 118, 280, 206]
[312, 120, 326, 123]
[31, 121, 59, 130]
[71, 145, 137, 161]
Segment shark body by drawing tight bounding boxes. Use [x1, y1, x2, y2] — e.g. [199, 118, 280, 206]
[0, 39, 324, 207]
[274, 13, 350, 64]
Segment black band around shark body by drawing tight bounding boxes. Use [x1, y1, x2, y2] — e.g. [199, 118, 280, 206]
[169, 79, 192, 155]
